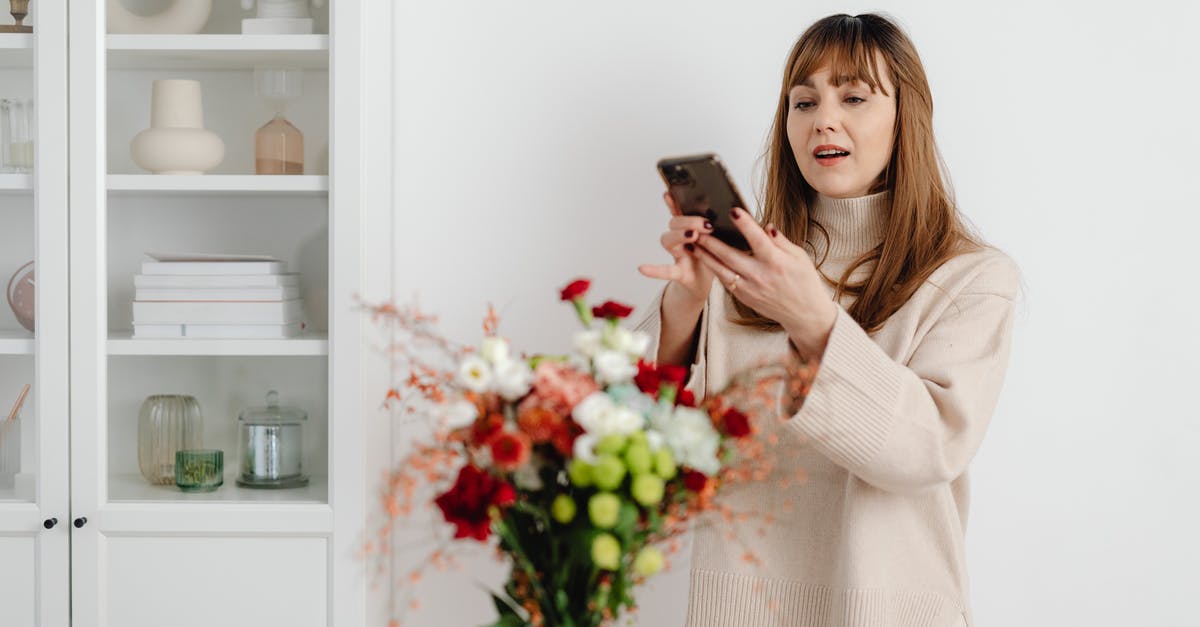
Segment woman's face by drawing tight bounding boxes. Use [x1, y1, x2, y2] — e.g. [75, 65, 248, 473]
[787, 51, 897, 199]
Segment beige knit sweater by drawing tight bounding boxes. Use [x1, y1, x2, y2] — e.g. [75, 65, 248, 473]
[633, 190, 1020, 627]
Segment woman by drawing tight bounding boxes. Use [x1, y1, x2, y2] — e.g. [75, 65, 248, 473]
[635, 13, 1022, 627]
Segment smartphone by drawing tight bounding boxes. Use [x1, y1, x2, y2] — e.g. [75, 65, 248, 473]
[656, 153, 752, 252]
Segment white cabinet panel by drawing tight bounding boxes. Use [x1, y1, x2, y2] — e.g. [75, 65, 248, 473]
[105, 536, 327, 627]
[0, 537, 36, 626]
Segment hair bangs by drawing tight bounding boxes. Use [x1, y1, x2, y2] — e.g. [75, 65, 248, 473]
[786, 21, 890, 97]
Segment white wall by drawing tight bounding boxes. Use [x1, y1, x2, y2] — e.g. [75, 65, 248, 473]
[380, 1, 1200, 625]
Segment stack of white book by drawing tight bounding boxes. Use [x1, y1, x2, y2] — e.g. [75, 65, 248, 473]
[132, 253, 306, 339]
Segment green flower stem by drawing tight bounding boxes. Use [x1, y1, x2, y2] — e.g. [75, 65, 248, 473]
[571, 298, 594, 327]
[657, 384, 677, 407]
[493, 515, 558, 626]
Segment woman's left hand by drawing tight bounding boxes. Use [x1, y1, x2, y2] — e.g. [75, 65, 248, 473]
[689, 207, 838, 360]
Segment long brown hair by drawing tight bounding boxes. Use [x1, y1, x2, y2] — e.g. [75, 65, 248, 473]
[731, 12, 996, 334]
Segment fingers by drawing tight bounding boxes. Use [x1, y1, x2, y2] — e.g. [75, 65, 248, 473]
[663, 191, 681, 217]
[668, 215, 714, 234]
[661, 216, 713, 254]
[638, 263, 682, 282]
[689, 244, 736, 286]
[725, 207, 776, 258]
[764, 222, 806, 256]
[694, 228, 757, 279]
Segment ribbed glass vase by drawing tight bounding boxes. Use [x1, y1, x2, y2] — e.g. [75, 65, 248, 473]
[137, 395, 203, 485]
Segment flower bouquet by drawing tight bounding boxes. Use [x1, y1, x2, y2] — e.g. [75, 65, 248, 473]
[368, 279, 818, 627]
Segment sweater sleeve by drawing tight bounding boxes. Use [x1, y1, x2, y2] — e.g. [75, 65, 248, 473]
[632, 283, 708, 399]
[786, 258, 1019, 495]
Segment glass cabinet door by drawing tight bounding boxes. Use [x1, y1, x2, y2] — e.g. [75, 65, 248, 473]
[0, 1, 71, 626]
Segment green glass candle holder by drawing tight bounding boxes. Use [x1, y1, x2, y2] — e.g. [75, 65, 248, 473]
[175, 449, 223, 493]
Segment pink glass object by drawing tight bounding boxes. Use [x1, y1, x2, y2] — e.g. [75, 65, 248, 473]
[254, 69, 304, 175]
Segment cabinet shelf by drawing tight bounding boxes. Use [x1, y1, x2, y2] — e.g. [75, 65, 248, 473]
[0, 173, 33, 192]
[106, 34, 329, 70]
[0, 330, 34, 355]
[0, 33, 32, 68]
[108, 472, 327, 505]
[107, 174, 328, 195]
[107, 331, 328, 356]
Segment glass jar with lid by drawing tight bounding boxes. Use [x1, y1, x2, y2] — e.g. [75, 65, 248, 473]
[236, 390, 308, 489]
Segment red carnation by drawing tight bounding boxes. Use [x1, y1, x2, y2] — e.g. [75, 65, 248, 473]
[560, 279, 591, 301]
[488, 430, 532, 471]
[682, 469, 709, 493]
[470, 411, 505, 447]
[550, 419, 585, 458]
[591, 300, 634, 319]
[677, 389, 697, 407]
[634, 359, 660, 395]
[658, 364, 688, 387]
[721, 408, 751, 438]
[517, 406, 563, 444]
[434, 465, 516, 542]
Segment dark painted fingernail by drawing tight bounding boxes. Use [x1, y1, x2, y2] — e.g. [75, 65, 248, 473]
[684, 243, 695, 252]
[731, 208, 741, 219]
[685, 230, 694, 238]
[769, 225, 779, 237]
[704, 221, 713, 230]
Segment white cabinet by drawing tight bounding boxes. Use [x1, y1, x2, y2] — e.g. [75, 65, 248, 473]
[0, 1, 372, 625]
[0, 1, 71, 625]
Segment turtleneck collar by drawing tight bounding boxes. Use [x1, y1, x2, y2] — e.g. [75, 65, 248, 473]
[807, 189, 891, 261]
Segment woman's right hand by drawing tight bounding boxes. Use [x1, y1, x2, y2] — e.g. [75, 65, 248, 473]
[637, 191, 716, 305]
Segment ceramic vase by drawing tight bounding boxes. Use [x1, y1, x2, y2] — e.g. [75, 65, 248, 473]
[107, 0, 212, 34]
[241, 0, 325, 35]
[131, 80, 225, 175]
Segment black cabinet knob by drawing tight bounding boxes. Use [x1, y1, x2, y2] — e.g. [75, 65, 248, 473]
[43, 518, 57, 529]
[73, 517, 87, 528]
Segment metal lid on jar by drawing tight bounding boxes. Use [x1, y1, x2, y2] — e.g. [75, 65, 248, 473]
[237, 390, 307, 424]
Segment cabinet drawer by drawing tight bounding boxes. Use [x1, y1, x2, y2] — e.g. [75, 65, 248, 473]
[104, 536, 327, 627]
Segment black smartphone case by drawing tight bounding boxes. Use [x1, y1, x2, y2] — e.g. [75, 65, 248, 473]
[656, 153, 752, 252]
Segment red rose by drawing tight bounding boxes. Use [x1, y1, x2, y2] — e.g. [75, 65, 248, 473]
[634, 359, 660, 395]
[721, 408, 751, 438]
[488, 429, 532, 471]
[434, 465, 516, 542]
[591, 300, 634, 319]
[560, 279, 591, 301]
[682, 469, 709, 493]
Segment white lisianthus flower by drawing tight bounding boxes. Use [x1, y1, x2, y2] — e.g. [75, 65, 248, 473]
[493, 358, 533, 401]
[574, 329, 602, 358]
[645, 429, 665, 452]
[457, 355, 492, 393]
[442, 399, 478, 430]
[601, 326, 651, 360]
[572, 392, 613, 429]
[572, 392, 644, 437]
[573, 433, 599, 464]
[625, 331, 651, 359]
[513, 463, 544, 490]
[593, 349, 637, 385]
[566, 353, 592, 374]
[651, 405, 721, 476]
[600, 324, 628, 348]
[479, 336, 511, 365]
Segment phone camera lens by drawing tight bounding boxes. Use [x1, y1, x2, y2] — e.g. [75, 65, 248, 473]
[667, 166, 692, 187]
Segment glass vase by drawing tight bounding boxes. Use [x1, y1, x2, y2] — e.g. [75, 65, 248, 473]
[253, 68, 304, 175]
[137, 395, 203, 485]
[175, 449, 223, 493]
[254, 114, 304, 174]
